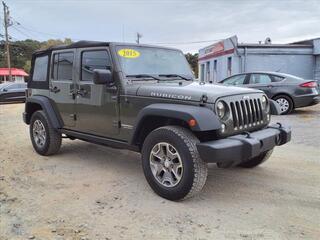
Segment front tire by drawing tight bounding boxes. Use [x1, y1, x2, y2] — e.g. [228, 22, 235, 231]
[237, 149, 273, 168]
[30, 110, 62, 156]
[141, 126, 208, 201]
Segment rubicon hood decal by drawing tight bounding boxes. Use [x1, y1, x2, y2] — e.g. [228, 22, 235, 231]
[151, 92, 192, 100]
[135, 82, 262, 103]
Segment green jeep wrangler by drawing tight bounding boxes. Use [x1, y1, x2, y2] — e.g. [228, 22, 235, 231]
[23, 41, 291, 200]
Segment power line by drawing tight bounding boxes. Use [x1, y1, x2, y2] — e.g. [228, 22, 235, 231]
[11, 25, 35, 39]
[149, 39, 222, 45]
[10, 16, 81, 40]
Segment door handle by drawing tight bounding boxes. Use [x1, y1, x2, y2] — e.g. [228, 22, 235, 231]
[50, 86, 60, 93]
[69, 90, 77, 99]
[76, 88, 88, 97]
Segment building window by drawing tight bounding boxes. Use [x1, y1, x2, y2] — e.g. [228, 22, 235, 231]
[81, 50, 111, 81]
[227, 57, 232, 77]
[213, 60, 218, 81]
[52, 52, 74, 80]
[33, 55, 49, 82]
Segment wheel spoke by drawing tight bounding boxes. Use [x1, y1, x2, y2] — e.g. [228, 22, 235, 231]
[162, 170, 174, 186]
[167, 144, 179, 160]
[171, 164, 182, 181]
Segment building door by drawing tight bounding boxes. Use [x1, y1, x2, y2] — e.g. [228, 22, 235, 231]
[227, 57, 232, 77]
[213, 60, 217, 82]
[74, 48, 119, 137]
[200, 64, 205, 82]
[206, 61, 211, 82]
[49, 50, 77, 127]
[315, 55, 320, 83]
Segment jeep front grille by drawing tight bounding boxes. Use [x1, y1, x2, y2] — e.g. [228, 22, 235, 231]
[229, 98, 264, 130]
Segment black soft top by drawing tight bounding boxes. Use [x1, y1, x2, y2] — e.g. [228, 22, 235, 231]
[33, 40, 179, 56]
[34, 40, 110, 55]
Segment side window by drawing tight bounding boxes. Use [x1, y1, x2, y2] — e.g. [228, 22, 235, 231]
[33, 55, 49, 82]
[5, 84, 18, 90]
[5, 83, 24, 90]
[271, 75, 285, 82]
[81, 50, 111, 81]
[222, 74, 246, 85]
[52, 52, 74, 80]
[249, 74, 272, 84]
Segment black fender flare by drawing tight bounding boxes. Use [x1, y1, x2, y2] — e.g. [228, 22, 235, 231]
[24, 95, 63, 129]
[130, 103, 221, 145]
[269, 99, 281, 115]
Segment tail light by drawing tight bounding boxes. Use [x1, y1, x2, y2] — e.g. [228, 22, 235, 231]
[299, 81, 317, 88]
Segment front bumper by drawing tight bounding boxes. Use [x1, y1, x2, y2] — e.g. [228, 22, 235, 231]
[197, 123, 291, 163]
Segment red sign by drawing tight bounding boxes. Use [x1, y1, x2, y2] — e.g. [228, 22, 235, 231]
[204, 42, 224, 55]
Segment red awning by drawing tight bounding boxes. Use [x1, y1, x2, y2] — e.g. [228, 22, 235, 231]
[0, 68, 29, 77]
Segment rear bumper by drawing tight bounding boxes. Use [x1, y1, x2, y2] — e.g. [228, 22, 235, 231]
[197, 123, 291, 163]
[310, 95, 320, 106]
[294, 94, 320, 108]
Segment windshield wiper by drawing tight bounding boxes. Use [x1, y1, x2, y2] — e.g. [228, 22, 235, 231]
[158, 74, 192, 81]
[126, 74, 160, 81]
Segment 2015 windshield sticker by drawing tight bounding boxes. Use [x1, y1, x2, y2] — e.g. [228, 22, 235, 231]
[118, 49, 140, 58]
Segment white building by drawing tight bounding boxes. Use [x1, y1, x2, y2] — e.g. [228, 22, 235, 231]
[198, 35, 320, 83]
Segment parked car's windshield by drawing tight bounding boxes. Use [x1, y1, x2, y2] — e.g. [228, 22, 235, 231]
[116, 46, 193, 79]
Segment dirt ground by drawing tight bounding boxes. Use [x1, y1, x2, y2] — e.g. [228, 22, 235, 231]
[0, 103, 319, 240]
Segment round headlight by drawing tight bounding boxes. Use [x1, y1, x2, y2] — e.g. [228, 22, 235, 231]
[261, 95, 268, 109]
[216, 101, 226, 118]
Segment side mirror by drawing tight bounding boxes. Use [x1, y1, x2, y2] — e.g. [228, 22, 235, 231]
[93, 69, 113, 85]
[269, 99, 281, 115]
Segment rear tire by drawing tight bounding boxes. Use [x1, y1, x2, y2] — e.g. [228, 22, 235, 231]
[273, 95, 294, 114]
[141, 126, 208, 201]
[237, 149, 273, 168]
[30, 110, 62, 156]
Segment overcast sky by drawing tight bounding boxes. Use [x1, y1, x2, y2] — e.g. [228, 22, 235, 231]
[4, 0, 320, 53]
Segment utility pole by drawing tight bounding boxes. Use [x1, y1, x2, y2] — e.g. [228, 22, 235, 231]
[2, 1, 12, 82]
[136, 32, 142, 44]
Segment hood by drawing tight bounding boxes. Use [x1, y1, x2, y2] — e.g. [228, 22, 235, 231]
[132, 81, 262, 103]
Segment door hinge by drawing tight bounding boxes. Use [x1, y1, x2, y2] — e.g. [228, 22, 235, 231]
[113, 120, 121, 128]
[70, 114, 77, 121]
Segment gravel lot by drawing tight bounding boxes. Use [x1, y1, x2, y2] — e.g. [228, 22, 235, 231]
[1, 103, 319, 240]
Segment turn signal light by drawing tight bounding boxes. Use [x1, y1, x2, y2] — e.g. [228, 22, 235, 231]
[300, 81, 317, 88]
[188, 119, 197, 127]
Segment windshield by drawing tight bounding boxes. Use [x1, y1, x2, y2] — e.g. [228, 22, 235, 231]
[116, 46, 193, 79]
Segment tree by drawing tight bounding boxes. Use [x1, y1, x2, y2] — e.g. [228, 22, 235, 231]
[0, 38, 73, 74]
[40, 38, 73, 50]
[185, 53, 199, 78]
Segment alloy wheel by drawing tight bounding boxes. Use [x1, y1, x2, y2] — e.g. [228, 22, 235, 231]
[149, 142, 183, 187]
[33, 119, 46, 148]
[276, 98, 289, 113]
